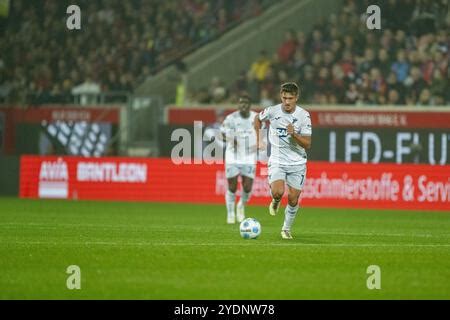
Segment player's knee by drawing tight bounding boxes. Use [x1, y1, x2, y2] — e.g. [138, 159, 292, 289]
[271, 189, 284, 200]
[227, 178, 238, 193]
[287, 193, 300, 206]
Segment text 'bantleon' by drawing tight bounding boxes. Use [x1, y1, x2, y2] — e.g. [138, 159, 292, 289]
[77, 162, 147, 183]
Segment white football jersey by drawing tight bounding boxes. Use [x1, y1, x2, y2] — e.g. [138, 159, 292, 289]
[259, 104, 312, 166]
[220, 110, 258, 165]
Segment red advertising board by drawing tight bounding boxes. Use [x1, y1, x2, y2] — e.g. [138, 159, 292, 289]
[167, 107, 450, 128]
[20, 156, 450, 211]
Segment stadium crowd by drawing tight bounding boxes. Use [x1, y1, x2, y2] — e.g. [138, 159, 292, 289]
[192, 0, 450, 106]
[0, 0, 274, 105]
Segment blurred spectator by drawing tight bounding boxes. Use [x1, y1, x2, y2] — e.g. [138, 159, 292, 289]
[344, 83, 360, 104]
[340, 50, 356, 78]
[308, 29, 326, 53]
[314, 67, 333, 96]
[232, 70, 249, 97]
[299, 66, 315, 102]
[296, 31, 307, 53]
[245, 71, 260, 103]
[433, 95, 446, 106]
[369, 68, 387, 96]
[323, 51, 336, 68]
[391, 50, 410, 83]
[429, 68, 447, 98]
[71, 77, 101, 105]
[195, 87, 211, 104]
[386, 71, 406, 102]
[376, 48, 392, 77]
[260, 88, 274, 108]
[277, 29, 297, 63]
[209, 77, 228, 103]
[387, 89, 401, 105]
[249, 50, 272, 83]
[330, 64, 346, 100]
[417, 88, 432, 106]
[404, 66, 427, 101]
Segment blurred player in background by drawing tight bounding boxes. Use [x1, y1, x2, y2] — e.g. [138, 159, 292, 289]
[220, 93, 259, 224]
[254, 82, 312, 239]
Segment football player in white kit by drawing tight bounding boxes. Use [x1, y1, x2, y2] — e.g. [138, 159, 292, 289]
[220, 94, 258, 224]
[254, 82, 312, 239]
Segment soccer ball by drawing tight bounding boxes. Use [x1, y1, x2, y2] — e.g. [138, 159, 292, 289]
[239, 218, 261, 239]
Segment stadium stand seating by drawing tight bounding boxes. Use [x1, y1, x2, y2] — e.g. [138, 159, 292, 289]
[195, 0, 449, 106]
[0, 0, 276, 105]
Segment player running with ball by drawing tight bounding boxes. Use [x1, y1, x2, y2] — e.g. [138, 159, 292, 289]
[254, 82, 312, 240]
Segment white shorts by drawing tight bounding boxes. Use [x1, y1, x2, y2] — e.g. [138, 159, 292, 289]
[268, 163, 307, 190]
[225, 163, 256, 179]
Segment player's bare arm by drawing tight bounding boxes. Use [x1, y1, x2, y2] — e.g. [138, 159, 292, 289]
[287, 123, 311, 149]
[253, 113, 262, 130]
[253, 114, 265, 150]
[254, 114, 261, 146]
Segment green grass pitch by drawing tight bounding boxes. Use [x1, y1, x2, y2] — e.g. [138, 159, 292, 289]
[0, 197, 449, 299]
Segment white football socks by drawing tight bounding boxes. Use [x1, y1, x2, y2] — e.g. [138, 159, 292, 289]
[282, 204, 299, 231]
[240, 191, 251, 205]
[226, 190, 236, 218]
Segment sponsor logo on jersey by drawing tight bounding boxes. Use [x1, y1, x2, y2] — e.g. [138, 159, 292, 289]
[276, 128, 288, 137]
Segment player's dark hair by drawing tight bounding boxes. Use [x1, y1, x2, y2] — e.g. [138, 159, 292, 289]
[280, 82, 299, 96]
[239, 92, 251, 103]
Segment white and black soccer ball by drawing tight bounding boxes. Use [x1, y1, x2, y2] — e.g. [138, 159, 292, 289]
[239, 218, 261, 239]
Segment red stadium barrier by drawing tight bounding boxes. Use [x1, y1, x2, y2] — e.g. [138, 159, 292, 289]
[167, 107, 450, 129]
[19, 156, 450, 211]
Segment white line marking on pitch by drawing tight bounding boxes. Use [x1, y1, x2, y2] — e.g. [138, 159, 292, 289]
[0, 222, 448, 239]
[2, 241, 450, 248]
